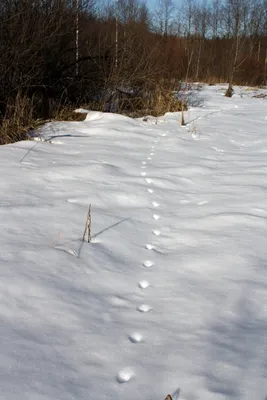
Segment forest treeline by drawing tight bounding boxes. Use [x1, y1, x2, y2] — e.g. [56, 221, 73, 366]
[0, 0, 267, 143]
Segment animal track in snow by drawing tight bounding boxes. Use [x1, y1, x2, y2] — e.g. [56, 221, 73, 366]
[152, 201, 160, 207]
[109, 296, 129, 307]
[146, 178, 153, 184]
[153, 214, 160, 220]
[67, 198, 79, 204]
[116, 368, 134, 383]
[180, 199, 191, 204]
[138, 280, 150, 289]
[147, 188, 154, 193]
[197, 200, 208, 205]
[143, 260, 154, 268]
[145, 243, 154, 250]
[153, 229, 161, 236]
[137, 304, 152, 313]
[211, 146, 224, 153]
[128, 332, 143, 343]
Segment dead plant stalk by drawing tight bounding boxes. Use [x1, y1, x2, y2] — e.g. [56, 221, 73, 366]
[82, 204, 92, 243]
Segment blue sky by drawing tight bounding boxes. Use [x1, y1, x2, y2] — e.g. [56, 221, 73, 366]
[147, 0, 157, 10]
[146, 0, 182, 11]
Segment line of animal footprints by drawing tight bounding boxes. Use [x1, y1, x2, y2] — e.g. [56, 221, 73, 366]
[117, 135, 163, 385]
[138, 138, 162, 314]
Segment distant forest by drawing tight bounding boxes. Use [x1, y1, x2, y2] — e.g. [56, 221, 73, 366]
[0, 0, 267, 142]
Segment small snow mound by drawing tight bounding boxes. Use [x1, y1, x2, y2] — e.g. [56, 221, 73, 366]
[137, 304, 152, 313]
[74, 108, 90, 114]
[129, 332, 143, 343]
[143, 260, 154, 268]
[85, 111, 104, 121]
[138, 280, 150, 289]
[116, 368, 134, 383]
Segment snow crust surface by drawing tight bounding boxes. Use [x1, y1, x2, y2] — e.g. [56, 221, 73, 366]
[1, 85, 267, 400]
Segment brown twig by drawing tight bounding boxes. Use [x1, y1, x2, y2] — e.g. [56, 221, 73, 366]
[82, 204, 91, 243]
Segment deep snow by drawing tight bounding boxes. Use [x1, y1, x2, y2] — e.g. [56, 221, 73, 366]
[0, 85, 267, 400]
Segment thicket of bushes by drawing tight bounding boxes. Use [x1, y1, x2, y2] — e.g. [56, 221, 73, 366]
[1, 0, 267, 144]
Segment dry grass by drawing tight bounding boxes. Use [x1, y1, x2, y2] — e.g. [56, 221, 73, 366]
[0, 82, 187, 146]
[0, 97, 88, 145]
[53, 105, 87, 121]
[252, 93, 267, 98]
[82, 204, 92, 243]
[148, 87, 185, 117]
[0, 92, 36, 145]
[89, 84, 186, 118]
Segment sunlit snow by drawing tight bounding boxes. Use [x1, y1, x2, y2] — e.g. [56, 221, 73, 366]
[0, 85, 267, 400]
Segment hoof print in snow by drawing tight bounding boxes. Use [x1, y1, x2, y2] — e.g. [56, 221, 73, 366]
[116, 368, 134, 383]
[109, 296, 128, 307]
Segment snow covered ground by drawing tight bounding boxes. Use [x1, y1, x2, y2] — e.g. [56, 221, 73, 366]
[1, 85, 267, 400]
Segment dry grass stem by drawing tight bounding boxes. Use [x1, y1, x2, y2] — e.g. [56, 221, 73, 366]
[82, 204, 92, 243]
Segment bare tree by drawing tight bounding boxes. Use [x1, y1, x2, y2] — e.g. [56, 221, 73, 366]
[223, 0, 251, 95]
[154, 0, 175, 36]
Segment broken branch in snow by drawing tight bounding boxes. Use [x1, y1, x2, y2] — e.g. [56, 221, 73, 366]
[82, 204, 91, 243]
